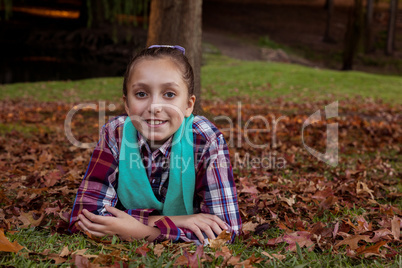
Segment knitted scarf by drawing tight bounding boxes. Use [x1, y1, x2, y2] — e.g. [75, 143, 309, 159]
[117, 114, 195, 216]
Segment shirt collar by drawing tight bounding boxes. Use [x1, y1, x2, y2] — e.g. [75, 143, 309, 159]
[137, 132, 173, 158]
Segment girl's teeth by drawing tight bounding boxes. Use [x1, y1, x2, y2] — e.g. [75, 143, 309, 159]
[148, 120, 164, 125]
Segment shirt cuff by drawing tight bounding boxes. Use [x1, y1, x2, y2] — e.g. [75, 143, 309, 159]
[153, 216, 181, 242]
[126, 208, 155, 226]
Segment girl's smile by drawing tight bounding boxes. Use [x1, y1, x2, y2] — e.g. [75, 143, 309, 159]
[123, 57, 195, 149]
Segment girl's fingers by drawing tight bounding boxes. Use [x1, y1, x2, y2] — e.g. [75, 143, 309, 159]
[79, 214, 106, 232]
[192, 227, 205, 243]
[209, 221, 223, 236]
[105, 205, 125, 217]
[82, 209, 104, 224]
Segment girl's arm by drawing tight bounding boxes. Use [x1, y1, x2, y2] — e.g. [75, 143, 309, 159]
[76, 205, 161, 241]
[69, 117, 158, 237]
[147, 133, 242, 244]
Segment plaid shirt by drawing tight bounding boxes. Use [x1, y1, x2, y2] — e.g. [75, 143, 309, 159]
[69, 114, 242, 244]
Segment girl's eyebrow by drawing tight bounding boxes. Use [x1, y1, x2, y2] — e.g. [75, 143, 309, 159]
[131, 82, 179, 88]
[161, 82, 180, 88]
[131, 82, 149, 88]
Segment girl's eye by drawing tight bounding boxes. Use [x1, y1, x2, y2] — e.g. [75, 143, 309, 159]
[135, 92, 147, 98]
[164, 92, 176, 98]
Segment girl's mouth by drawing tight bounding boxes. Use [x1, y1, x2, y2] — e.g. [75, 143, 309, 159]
[146, 120, 167, 126]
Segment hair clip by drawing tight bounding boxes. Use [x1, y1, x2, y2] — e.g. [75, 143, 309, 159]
[147, 45, 186, 55]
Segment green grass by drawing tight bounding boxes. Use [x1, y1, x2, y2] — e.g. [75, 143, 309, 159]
[2, 228, 401, 267]
[1, 53, 401, 105]
[0, 78, 123, 103]
[201, 54, 402, 104]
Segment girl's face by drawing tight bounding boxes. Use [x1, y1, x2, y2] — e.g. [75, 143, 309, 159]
[124, 57, 196, 149]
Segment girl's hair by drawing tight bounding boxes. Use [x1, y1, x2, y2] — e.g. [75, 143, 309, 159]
[122, 46, 194, 97]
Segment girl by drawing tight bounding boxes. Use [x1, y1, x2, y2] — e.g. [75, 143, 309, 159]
[69, 45, 242, 244]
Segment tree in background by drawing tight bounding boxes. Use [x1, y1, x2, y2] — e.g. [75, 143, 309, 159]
[342, 0, 364, 70]
[323, 0, 336, 43]
[147, 0, 203, 113]
[364, 0, 375, 54]
[386, 0, 399, 55]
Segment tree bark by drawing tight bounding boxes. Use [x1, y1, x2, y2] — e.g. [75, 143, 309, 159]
[386, 0, 399, 55]
[323, 0, 336, 43]
[364, 0, 374, 53]
[342, 0, 363, 70]
[147, 0, 203, 114]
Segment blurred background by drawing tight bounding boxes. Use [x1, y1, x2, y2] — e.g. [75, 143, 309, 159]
[0, 0, 401, 85]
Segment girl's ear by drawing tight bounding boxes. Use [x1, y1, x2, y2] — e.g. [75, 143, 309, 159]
[185, 95, 196, 117]
[123, 95, 130, 115]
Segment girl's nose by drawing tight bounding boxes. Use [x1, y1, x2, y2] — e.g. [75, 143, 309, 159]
[149, 103, 163, 114]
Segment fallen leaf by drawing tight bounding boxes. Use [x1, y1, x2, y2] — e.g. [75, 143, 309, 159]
[335, 235, 372, 250]
[356, 181, 374, 199]
[183, 245, 204, 268]
[18, 211, 45, 228]
[283, 231, 314, 251]
[332, 222, 340, 239]
[135, 243, 150, 256]
[356, 241, 387, 258]
[280, 195, 296, 207]
[153, 244, 164, 257]
[242, 221, 259, 232]
[0, 229, 24, 253]
[371, 229, 392, 243]
[391, 216, 401, 241]
[59, 245, 70, 257]
[261, 251, 286, 261]
[209, 230, 231, 249]
[215, 245, 232, 263]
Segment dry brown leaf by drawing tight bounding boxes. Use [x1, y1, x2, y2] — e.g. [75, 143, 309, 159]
[59, 245, 70, 257]
[242, 221, 259, 232]
[356, 181, 374, 199]
[153, 244, 165, 257]
[283, 231, 314, 252]
[280, 195, 296, 207]
[335, 235, 372, 250]
[371, 229, 393, 243]
[261, 251, 286, 261]
[0, 229, 24, 253]
[209, 230, 231, 249]
[391, 216, 401, 241]
[18, 211, 45, 228]
[215, 245, 232, 263]
[356, 241, 387, 258]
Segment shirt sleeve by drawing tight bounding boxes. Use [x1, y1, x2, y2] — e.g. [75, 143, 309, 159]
[152, 134, 242, 244]
[68, 121, 154, 233]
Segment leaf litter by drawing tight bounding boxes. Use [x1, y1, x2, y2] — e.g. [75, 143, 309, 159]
[0, 97, 401, 266]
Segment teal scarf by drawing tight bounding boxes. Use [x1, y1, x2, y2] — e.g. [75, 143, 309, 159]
[117, 115, 195, 216]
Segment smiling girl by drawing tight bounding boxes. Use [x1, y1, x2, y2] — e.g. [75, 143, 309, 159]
[68, 45, 242, 244]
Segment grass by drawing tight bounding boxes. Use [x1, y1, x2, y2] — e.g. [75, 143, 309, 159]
[2, 228, 401, 267]
[201, 53, 402, 104]
[1, 52, 401, 105]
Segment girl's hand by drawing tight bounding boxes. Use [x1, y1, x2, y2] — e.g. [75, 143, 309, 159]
[77, 205, 160, 241]
[169, 214, 228, 243]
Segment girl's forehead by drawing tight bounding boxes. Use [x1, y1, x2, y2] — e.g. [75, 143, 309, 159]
[129, 58, 184, 80]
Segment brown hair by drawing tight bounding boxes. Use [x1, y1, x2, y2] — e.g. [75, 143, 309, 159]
[122, 46, 194, 97]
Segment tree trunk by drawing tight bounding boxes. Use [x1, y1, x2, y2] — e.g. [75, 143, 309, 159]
[80, 0, 107, 28]
[323, 0, 336, 43]
[364, 0, 374, 53]
[147, 0, 203, 114]
[386, 0, 399, 55]
[342, 0, 364, 70]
